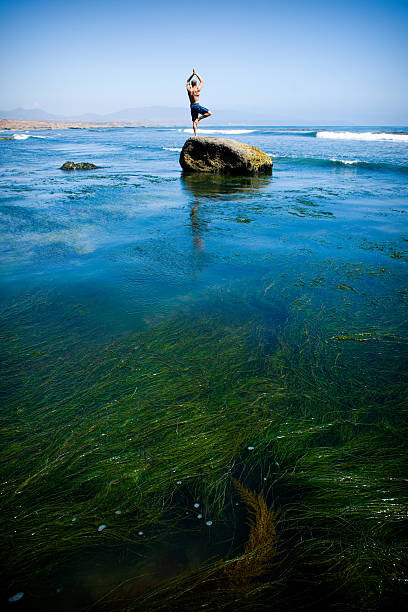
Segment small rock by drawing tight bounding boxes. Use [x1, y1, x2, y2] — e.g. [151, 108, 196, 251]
[60, 161, 99, 171]
[236, 217, 251, 223]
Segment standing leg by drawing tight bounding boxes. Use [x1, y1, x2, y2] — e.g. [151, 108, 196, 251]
[193, 118, 198, 136]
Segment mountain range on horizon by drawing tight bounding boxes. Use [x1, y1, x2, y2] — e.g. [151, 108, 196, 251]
[0, 106, 278, 125]
[2, 107, 406, 127]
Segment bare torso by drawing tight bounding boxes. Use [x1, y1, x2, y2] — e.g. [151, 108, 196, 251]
[188, 86, 201, 104]
[186, 71, 211, 135]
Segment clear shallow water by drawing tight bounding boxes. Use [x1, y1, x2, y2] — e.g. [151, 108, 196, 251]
[1, 126, 407, 326]
[0, 126, 407, 610]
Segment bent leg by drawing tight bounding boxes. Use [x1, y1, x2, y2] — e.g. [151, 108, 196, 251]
[197, 111, 212, 123]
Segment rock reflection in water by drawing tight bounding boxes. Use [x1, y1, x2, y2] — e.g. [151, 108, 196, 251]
[181, 172, 272, 250]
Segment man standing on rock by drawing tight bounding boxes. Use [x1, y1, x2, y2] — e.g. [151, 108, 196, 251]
[186, 69, 212, 136]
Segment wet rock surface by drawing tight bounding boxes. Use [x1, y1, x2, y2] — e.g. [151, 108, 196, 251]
[60, 161, 99, 171]
[179, 136, 273, 175]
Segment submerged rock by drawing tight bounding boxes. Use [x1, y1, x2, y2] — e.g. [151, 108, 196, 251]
[179, 136, 272, 175]
[60, 161, 99, 171]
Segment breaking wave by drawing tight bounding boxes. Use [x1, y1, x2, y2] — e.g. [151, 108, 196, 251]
[12, 134, 46, 140]
[273, 155, 408, 174]
[316, 131, 408, 143]
[162, 147, 182, 152]
[183, 128, 255, 135]
[255, 129, 318, 137]
[329, 158, 359, 165]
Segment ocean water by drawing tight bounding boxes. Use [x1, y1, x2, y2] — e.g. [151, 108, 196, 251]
[0, 126, 407, 610]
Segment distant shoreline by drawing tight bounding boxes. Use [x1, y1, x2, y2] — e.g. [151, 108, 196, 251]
[0, 119, 174, 130]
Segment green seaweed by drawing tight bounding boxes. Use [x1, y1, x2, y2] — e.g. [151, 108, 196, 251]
[0, 263, 407, 610]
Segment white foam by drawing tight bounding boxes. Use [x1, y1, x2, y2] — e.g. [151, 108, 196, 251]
[330, 158, 359, 165]
[163, 147, 182, 152]
[12, 133, 45, 140]
[183, 128, 255, 135]
[317, 131, 408, 143]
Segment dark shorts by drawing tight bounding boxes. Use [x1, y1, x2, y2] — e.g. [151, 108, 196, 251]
[190, 102, 209, 121]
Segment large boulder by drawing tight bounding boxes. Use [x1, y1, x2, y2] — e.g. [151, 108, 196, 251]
[60, 161, 99, 171]
[179, 136, 272, 175]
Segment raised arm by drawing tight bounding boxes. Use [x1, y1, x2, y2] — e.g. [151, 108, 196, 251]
[193, 69, 203, 88]
[186, 71, 194, 89]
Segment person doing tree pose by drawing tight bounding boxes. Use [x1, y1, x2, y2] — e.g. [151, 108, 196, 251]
[186, 69, 212, 136]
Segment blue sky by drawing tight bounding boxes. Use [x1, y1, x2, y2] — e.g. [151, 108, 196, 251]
[0, 0, 407, 122]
